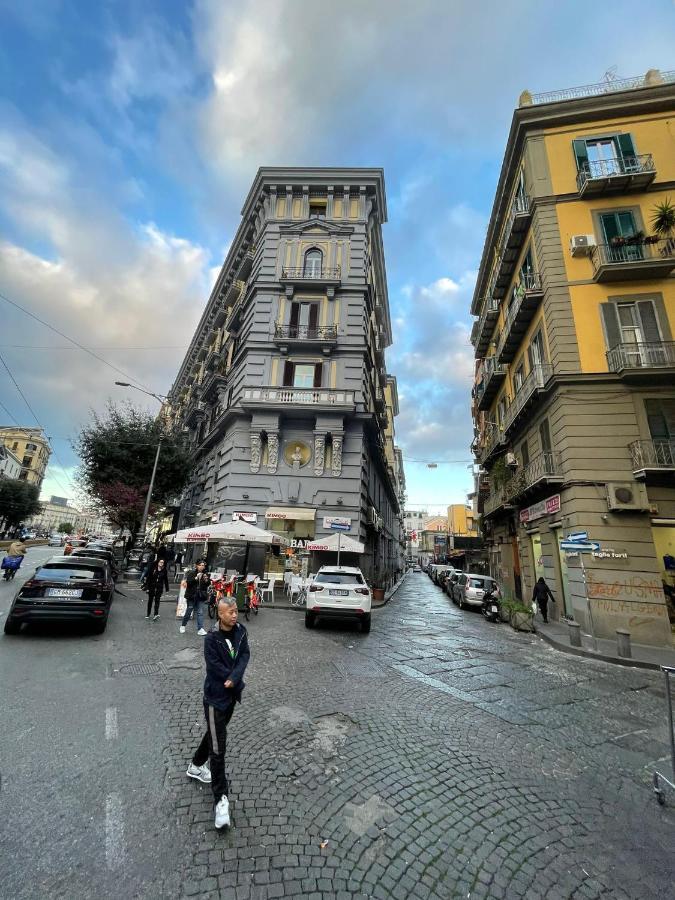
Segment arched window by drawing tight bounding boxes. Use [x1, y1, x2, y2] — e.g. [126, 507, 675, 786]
[303, 248, 322, 278]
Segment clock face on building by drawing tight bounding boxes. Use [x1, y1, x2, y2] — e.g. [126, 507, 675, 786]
[283, 441, 311, 468]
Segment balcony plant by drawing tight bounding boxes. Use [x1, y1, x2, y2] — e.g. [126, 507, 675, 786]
[651, 198, 675, 256]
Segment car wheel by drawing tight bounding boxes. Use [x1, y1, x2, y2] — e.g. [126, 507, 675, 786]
[4, 616, 21, 635]
[304, 612, 315, 629]
[361, 614, 371, 634]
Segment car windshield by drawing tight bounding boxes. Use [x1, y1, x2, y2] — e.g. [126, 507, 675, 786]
[315, 572, 365, 585]
[469, 578, 486, 588]
[35, 565, 104, 581]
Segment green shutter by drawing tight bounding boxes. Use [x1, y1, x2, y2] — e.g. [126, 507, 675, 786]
[539, 419, 552, 453]
[572, 139, 589, 172]
[600, 303, 621, 350]
[637, 300, 661, 342]
[616, 133, 636, 164]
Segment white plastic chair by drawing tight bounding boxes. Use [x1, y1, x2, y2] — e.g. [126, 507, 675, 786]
[260, 577, 276, 604]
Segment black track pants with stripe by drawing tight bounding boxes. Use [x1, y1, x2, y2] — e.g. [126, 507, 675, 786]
[193, 701, 235, 802]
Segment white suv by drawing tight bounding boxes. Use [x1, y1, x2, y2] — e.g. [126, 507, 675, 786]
[305, 566, 372, 633]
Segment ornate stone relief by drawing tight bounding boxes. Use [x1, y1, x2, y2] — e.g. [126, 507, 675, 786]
[331, 434, 343, 477]
[267, 432, 279, 474]
[250, 432, 262, 473]
[314, 434, 326, 477]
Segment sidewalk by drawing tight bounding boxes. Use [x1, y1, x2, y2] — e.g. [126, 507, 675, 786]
[537, 617, 675, 670]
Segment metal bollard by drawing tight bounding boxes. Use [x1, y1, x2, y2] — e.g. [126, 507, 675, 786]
[568, 621, 582, 648]
[616, 629, 632, 659]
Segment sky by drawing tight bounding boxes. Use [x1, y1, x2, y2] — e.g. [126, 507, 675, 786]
[0, 0, 673, 513]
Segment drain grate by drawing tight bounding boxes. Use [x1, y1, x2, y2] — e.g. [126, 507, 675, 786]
[114, 661, 167, 677]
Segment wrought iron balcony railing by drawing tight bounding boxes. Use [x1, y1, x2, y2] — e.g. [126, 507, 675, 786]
[274, 324, 338, 341]
[483, 486, 508, 518]
[629, 439, 675, 473]
[477, 423, 506, 464]
[607, 341, 675, 372]
[496, 273, 544, 363]
[590, 239, 675, 281]
[475, 356, 507, 410]
[473, 296, 500, 354]
[576, 154, 655, 193]
[504, 451, 562, 501]
[503, 363, 553, 433]
[280, 267, 341, 280]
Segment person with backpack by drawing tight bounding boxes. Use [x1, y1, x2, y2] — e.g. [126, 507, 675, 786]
[145, 558, 170, 620]
[179, 559, 211, 636]
[532, 577, 556, 624]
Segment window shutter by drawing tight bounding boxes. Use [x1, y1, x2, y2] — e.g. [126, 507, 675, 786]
[645, 399, 670, 440]
[520, 440, 530, 467]
[308, 304, 318, 330]
[539, 419, 552, 453]
[313, 362, 323, 388]
[283, 361, 293, 386]
[600, 212, 620, 244]
[572, 139, 589, 172]
[289, 304, 299, 327]
[637, 301, 661, 343]
[616, 133, 636, 164]
[600, 303, 621, 350]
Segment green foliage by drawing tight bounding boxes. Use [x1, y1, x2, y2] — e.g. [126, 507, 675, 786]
[73, 402, 191, 534]
[57, 522, 74, 534]
[650, 198, 675, 237]
[490, 456, 509, 488]
[0, 479, 41, 529]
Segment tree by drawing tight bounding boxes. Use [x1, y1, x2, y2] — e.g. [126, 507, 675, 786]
[74, 402, 192, 536]
[58, 522, 74, 534]
[0, 479, 41, 531]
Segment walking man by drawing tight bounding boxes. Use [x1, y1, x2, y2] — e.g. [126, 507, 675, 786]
[186, 597, 250, 829]
[180, 559, 210, 636]
[145, 558, 170, 620]
[532, 577, 556, 624]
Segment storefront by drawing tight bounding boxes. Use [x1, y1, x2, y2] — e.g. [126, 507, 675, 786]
[264, 507, 316, 577]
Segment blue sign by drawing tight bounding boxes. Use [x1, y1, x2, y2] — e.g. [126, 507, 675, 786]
[330, 522, 351, 531]
[560, 540, 600, 552]
[566, 531, 588, 542]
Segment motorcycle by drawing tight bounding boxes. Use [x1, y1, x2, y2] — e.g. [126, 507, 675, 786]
[1, 555, 23, 581]
[481, 586, 501, 623]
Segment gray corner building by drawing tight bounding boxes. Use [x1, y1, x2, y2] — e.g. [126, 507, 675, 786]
[167, 167, 405, 584]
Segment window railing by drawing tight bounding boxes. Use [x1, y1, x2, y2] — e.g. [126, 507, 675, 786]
[607, 341, 675, 371]
[629, 439, 675, 471]
[527, 70, 675, 105]
[473, 296, 500, 348]
[478, 423, 506, 462]
[274, 324, 338, 341]
[576, 154, 655, 191]
[504, 451, 562, 500]
[281, 267, 341, 280]
[496, 272, 543, 357]
[591, 239, 675, 272]
[503, 363, 553, 432]
[475, 357, 507, 404]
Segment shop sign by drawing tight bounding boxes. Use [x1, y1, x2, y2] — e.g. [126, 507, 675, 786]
[184, 531, 211, 543]
[323, 516, 351, 531]
[232, 511, 257, 523]
[591, 548, 629, 560]
[520, 494, 561, 524]
[290, 538, 312, 549]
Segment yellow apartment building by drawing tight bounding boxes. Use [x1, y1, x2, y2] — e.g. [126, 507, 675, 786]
[471, 69, 675, 647]
[0, 426, 51, 488]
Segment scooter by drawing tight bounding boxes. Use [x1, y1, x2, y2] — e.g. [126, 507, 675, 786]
[481, 586, 501, 623]
[1, 555, 23, 581]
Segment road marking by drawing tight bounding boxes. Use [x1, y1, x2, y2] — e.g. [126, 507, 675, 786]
[105, 706, 118, 740]
[105, 793, 125, 868]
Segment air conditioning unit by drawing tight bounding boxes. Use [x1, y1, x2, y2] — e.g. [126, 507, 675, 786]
[606, 482, 649, 512]
[505, 452, 518, 468]
[367, 506, 382, 530]
[570, 234, 596, 257]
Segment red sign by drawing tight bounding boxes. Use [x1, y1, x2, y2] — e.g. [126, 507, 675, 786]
[519, 494, 561, 524]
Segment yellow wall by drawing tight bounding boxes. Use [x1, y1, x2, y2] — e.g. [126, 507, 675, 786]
[447, 504, 477, 536]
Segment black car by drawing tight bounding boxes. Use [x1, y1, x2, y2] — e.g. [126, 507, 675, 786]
[3, 556, 115, 635]
[72, 546, 120, 579]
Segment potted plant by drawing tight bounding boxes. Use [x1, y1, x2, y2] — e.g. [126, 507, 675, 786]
[651, 198, 675, 254]
[508, 601, 535, 632]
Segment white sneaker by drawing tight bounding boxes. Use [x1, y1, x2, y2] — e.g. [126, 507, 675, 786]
[145, 615, 150, 619]
[186, 762, 211, 784]
[215, 795, 230, 828]
[153, 614, 160, 620]
[197, 628, 208, 636]
[179, 626, 186, 634]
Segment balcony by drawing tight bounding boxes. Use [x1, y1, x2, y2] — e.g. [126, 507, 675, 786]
[273, 324, 338, 355]
[576, 154, 656, 197]
[223, 278, 245, 308]
[630, 440, 675, 478]
[501, 192, 533, 258]
[504, 451, 563, 502]
[607, 341, 675, 377]
[475, 357, 507, 411]
[280, 266, 341, 298]
[185, 400, 207, 427]
[496, 273, 544, 364]
[590, 239, 675, 282]
[473, 297, 500, 356]
[503, 363, 553, 434]
[477, 424, 507, 465]
[482, 486, 509, 518]
[241, 386, 355, 414]
[237, 248, 255, 280]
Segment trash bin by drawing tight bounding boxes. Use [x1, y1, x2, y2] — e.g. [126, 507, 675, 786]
[235, 581, 248, 612]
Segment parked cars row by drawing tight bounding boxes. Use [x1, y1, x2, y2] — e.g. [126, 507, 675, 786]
[425, 564, 501, 612]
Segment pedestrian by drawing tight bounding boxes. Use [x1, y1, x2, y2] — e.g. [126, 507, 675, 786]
[532, 577, 555, 624]
[179, 559, 211, 635]
[173, 548, 184, 581]
[145, 558, 170, 620]
[186, 596, 250, 829]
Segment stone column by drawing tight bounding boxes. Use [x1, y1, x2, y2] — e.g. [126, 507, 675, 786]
[267, 432, 279, 474]
[302, 185, 309, 219]
[331, 433, 343, 477]
[326, 185, 334, 218]
[314, 433, 326, 477]
[250, 431, 262, 474]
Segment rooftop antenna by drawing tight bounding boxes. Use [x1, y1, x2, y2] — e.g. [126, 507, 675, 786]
[603, 65, 618, 84]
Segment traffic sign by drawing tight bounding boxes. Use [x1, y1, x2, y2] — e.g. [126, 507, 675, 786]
[560, 540, 600, 552]
[329, 522, 351, 531]
[565, 531, 588, 542]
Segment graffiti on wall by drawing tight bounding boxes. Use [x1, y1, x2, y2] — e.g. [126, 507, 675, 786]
[585, 570, 664, 603]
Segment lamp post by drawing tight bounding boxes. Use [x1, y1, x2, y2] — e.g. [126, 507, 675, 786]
[114, 382, 169, 576]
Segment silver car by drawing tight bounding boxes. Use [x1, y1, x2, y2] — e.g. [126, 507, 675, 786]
[453, 573, 500, 609]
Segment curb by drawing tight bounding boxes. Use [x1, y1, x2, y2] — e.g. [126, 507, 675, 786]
[373, 574, 408, 609]
[536, 629, 663, 671]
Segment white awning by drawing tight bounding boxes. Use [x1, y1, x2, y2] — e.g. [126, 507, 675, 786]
[173, 521, 290, 545]
[265, 507, 316, 521]
[307, 533, 364, 554]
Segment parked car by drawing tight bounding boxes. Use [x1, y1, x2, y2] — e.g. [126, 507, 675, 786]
[452, 573, 500, 610]
[437, 567, 456, 589]
[412, 565, 422, 573]
[48, 533, 64, 547]
[305, 566, 372, 633]
[444, 571, 461, 597]
[3, 555, 115, 635]
[71, 546, 119, 579]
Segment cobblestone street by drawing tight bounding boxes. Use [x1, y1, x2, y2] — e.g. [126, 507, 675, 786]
[3, 569, 675, 899]
[163, 572, 675, 899]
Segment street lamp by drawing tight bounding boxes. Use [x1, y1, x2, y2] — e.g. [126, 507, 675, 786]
[114, 381, 168, 575]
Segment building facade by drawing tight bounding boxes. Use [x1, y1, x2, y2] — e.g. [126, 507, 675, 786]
[471, 69, 675, 646]
[0, 427, 51, 488]
[0, 444, 22, 480]
[166, 168, 405, 584]
[403, 508, 427, 559]
[32, 495, 79, 532]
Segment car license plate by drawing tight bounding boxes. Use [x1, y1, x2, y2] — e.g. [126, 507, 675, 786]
[46, 588, 82, 598]
[491, 605, 498, 613]
[329, 590, 349, 596]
